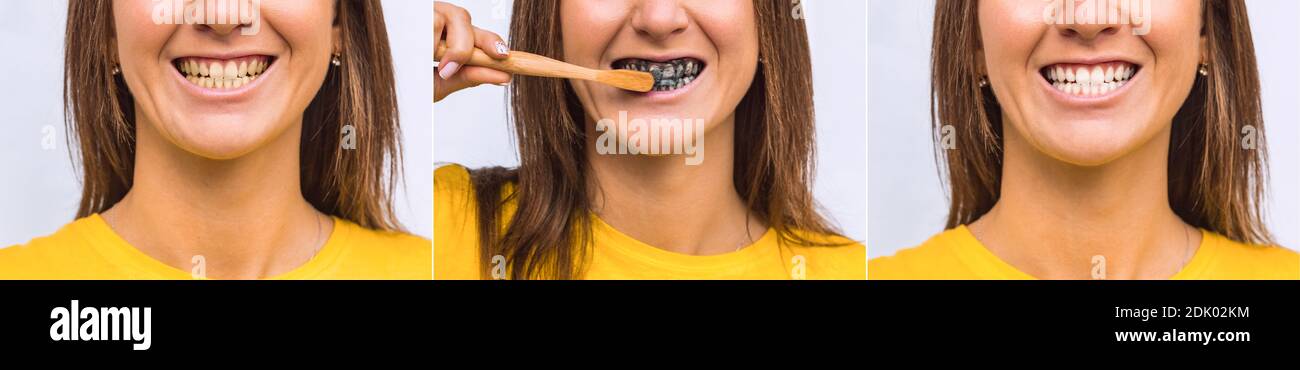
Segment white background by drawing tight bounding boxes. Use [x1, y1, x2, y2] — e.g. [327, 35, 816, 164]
[867, 0, 1300, 257]
[0, 0, 433, 245]
[433, 0, 868, 242]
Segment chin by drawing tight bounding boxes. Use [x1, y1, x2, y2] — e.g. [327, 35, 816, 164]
[1014, 113, 1157, 166]
[1038, 134, 1148, 167]
[163, 120, 282, 160]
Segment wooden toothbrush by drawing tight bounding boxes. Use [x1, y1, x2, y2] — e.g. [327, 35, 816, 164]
[435, 45, 655, 92]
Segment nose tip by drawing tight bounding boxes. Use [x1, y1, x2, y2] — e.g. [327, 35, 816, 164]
[207, 23, 239, 36]
[630, 0, 689, 41]
[1048, 0, 1130, 41]
[1056, 22, 1119, 41]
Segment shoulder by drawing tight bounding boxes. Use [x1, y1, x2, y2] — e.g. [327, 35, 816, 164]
[332, 219, 431, 279]
[0, 217, 102, 279]
[434, 164, 517, 228]
[341, 220, 431, 256]
[433, 164, 511, 280]
[868, 227, 970, 280]
[780, 229, 865, 280]
[1198, 231, 1299, 279]
[435, 163, 473, 194]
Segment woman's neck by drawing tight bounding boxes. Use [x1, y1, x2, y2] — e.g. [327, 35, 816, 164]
[101, 116, 330, 279]
[585, 113, 765, 256]
[968, 123, 1199, 279]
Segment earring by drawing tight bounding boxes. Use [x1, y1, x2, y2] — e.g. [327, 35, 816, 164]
[1198, 63, 1209, 76]
[331, 54, 342, 67]
[978, 75, 988, 88]
[111, 64, 120, 75]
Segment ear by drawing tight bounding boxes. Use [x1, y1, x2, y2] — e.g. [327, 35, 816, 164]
[1198, 34, 1208, 65]
[108, 34, 119, 69]
[332, 1, 343, 56]
[975, 48, 987, 77]
[332, 23, 342, 56]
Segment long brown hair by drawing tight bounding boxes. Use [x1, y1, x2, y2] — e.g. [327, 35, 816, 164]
[931, 0, 1271, 244]
[470, 0, 843, 279]
[64, 0, 404, 231]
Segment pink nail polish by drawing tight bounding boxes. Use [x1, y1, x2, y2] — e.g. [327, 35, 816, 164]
[438, 61, 460, 79]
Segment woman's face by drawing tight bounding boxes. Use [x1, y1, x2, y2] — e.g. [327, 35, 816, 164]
[112, 0, 339, 159]
[560, 0, 759, 141]
[979, 0, 1204, 165]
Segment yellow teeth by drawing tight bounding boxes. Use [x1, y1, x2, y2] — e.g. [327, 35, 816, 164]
[176, 56, 271, 90]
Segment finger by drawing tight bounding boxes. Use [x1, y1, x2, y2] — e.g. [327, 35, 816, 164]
[435, 66, 511, 102]
[474, 28, 509, 60]
[433, 8, 445, 54]
[456, 66, 513, 86]
[437, 6, 475, 80]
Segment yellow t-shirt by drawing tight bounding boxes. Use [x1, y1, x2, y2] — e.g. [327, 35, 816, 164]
[435, 164, 865, 280]
[868, 225, 1300, 280]
[0, 215, 431, 280]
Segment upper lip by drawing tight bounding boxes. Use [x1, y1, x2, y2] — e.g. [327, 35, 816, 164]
[1038, 55, 1141, 69]
[170, 51, 277, 61]
[609, 52, 706, 67]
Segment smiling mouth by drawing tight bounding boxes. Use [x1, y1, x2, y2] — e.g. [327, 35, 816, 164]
[613, 57, 705, 92]
[173, 56, 275, 90]
[1040, 61, 1140, 97]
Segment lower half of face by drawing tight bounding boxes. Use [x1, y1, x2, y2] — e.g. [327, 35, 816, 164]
[981, 0, 1202, 166]
[998, 60, 1198, 165]
[561, 0, 759, 152]
[576, 56, 754, 144]
[113, 0, 335, 160]
[140, 56, 303, 159]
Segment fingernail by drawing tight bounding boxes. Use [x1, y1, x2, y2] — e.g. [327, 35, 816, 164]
[494, 41, 510, 56]
[438, 61, 460, 79]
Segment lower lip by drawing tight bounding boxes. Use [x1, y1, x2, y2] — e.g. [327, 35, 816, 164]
[1038, 68, 1141, 106]
[171, 60, 276, 100]
[626, 70, 706, 100]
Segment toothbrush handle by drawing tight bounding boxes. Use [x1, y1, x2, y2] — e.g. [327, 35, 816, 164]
[436, 45, 596, 81]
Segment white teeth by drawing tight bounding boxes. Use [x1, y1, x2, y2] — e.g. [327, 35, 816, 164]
[1044, 62, 1137, 97]
[210, 62, 224, 80]
[176, 57, 271, 90]
[224, 61, 237, 80]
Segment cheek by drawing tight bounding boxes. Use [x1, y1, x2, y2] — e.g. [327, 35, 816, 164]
[1138, 2, 1202, 115]
[261, 2, 335, 58]
[979, 2, 1043, 73]
[691, 2, 758, 115]
[559, 1, 622, 66]
[260, 2, 336, 105]
[559, 1, 628, 120]
[113, 3, 173, 66]
[1144, 8, 1202, 66]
